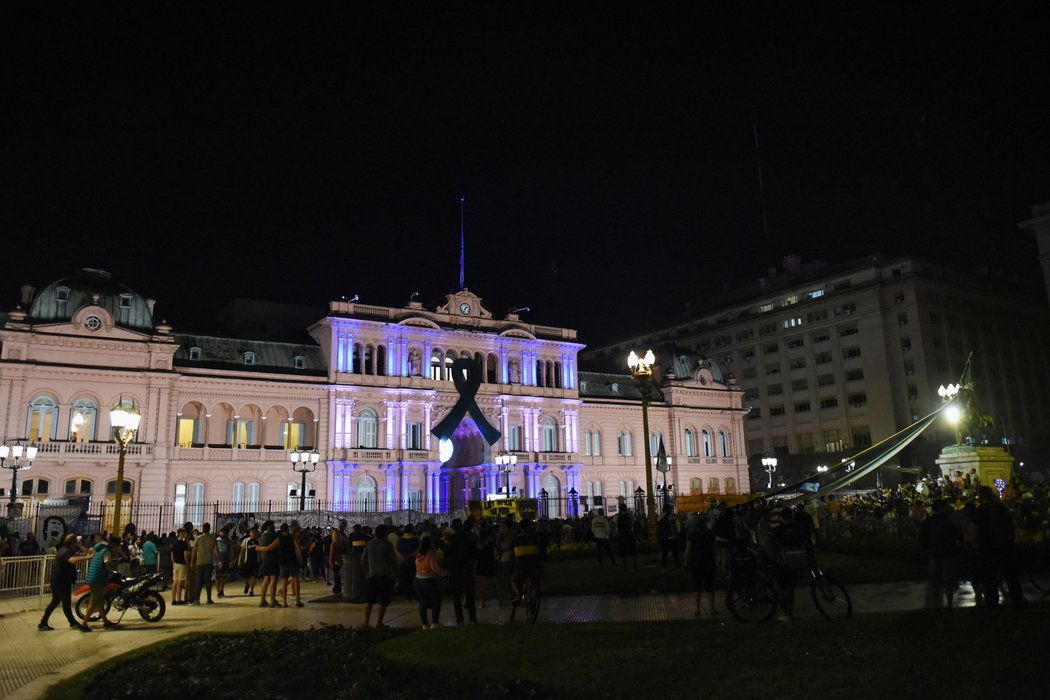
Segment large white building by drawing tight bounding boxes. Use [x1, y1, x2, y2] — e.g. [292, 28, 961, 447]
[0, 269, 748, 527]
[585, 255, 1050, 486]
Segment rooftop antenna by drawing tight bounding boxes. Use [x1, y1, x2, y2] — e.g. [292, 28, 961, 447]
[458, 196, 466, 290]
[509, 306, 530, 315]
[752, 113, 771, 247]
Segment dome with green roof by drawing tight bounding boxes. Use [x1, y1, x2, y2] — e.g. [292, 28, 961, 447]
[28, 268, 155, 331]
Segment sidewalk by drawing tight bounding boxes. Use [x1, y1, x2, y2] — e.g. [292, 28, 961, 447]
[0, 578, 1033, 699]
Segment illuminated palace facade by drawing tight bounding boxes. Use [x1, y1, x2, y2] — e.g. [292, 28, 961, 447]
[0, 269, 748, 523]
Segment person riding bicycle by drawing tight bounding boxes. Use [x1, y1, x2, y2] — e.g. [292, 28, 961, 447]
[510, 518, 546, 603]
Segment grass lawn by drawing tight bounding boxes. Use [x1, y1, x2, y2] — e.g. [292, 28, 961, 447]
[375, 604, 1050, 699]
[49, 606, 1048, 699]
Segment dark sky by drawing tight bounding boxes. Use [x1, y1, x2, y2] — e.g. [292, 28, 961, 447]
[4, 3, 1049, 346]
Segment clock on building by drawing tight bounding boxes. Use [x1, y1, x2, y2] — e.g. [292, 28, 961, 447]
[459, 302, 472, 315]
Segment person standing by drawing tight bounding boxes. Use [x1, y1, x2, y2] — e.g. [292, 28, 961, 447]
[684, 515, 718, 618]
[347, 524, 370, 602]
[191, 523, 216, 605]
[276, 523, 301, 608]
[255, 521, 280, 607]
[919, 499, 964, 609]
[214, 527, 231, 598]
[474, 522, 498, 607]
[657, 505, 681, 569]
[413, 534, 448, 629]
[170, 529, 189, 605]
[443, 519, 478, 625]
[83, 534, 118, 630]
[972, 486, 1024, 608]
[239, 527, 260, 596]
[329, 528, 347, 595]
[361, 524, 397, 628]
[141, 534, 158, 575]
[616, 509, 638, 570]
[395, 525, 420, 600]
[590, 510, 616, 566]
[39, 534, 93, 632]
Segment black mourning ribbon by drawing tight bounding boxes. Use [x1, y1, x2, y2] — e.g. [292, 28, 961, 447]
[431, 358, 501, 445]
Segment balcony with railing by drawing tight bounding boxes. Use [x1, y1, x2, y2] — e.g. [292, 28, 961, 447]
[171, 445, 293, 462]
[31, 441, 154, 459]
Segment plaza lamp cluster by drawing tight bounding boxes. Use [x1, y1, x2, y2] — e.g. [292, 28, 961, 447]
[627, 348, 658, 536]
[289, 449, 321, 511]
[108, 398, 142, 534]
[0, 443, 38, 517]
[494, 452, 517, 495]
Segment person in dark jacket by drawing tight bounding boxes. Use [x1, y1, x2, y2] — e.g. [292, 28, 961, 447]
[39, 534, 93, 632]
[684, 515, 718, 618]
[919, 499, 964, 609]
[971, 486, 1024, 609]
[443, 519, 478, 625]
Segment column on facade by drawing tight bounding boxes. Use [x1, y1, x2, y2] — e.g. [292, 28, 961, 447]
[531, 409, 540, 452]
[421, 340, 433, 378]
[521, 407, 531, 452]
[398, 401, 408, 449]
[386, 336, 397, 376]
[399, 338, 409, 376]
[499, 347, 509, 384]
[423, 403, 432, 449]
[384, 402, 396, 450]
[440, 469, 450, 512]
[337, 329, 355, 372]
[521, 465, 531, 498]
[500, 405, 509, 451]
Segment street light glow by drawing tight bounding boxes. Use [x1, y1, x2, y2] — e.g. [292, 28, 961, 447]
[945, 405, 963, 424]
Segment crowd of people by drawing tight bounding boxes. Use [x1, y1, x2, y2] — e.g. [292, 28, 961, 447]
[14, 469, 1049, 633]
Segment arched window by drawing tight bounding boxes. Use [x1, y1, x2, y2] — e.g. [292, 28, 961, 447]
[27, 396, 58, 442]
[690, 477, 702, 493]
[247, 482, 261, 510]
[702, 429, 713, 457]
[507, 425, 522, 452]
[232, 482, 245, 511]
[242, 351, 256, 366]
[356, 475, 377, 512]
[724, 477, 737, 494]
[173, 482, 187, 525]
[619, 480, 627, 497]
[21, 478, 49, 497]
[582, 432, 591, 456]
[358, 408, 378, 449]
[376, 345, 387, 376]
[189, 482, 205, 525]
[719, 430, 730, 457]
[65, 478, 93, 497]
[106, 479, 134, 497]
[189, 347, 203, 361]
[649, 432, 662, 457]
[541, 417, 558, 452]
[541, 474, 561, 517]
[617, 431, 632, 456]
[590, 430, 601, 456]
[707, 477, 720, 494]
[684, 428, 696, 457]
[486, 353, 498, 384]
[70, 398, 98, 443]
[292, 355, 306, 369]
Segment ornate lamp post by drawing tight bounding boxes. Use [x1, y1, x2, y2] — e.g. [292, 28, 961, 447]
[495, 452, 517, 495]
[109, 399, 142, 535]
[761, 456, 778, 490]
[628, 349, 658, 534]
[1, 443, 38, 518]
[290, 450, 320, 511]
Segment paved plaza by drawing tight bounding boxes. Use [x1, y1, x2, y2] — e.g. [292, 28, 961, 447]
[1, 575, 1029, 699]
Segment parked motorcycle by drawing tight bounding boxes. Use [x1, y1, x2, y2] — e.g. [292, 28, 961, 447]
[74, 571, 166, 623]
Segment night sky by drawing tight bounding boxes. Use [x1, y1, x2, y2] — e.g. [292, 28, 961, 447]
[5, 4, 1049, 347]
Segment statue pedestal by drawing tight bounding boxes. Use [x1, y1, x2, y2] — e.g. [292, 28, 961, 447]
[935, 444, 1013, 486]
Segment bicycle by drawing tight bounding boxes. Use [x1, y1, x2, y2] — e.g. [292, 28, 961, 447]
[726, 545, 852, 621]
[509, 572, 542, 624]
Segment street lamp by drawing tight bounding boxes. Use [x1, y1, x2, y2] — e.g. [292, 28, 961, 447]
[1, 443, 38, 518]
[495, 452, 517, 496]
[290, 449, 320, 511]
[816, 465, 829, 473]
[109, 399, 141, 534]
[627, 348, 658, 535]
[761, 456, 778, 490]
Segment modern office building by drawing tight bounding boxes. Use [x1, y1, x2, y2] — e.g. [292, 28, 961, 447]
[0, 268, 748, 528]
[583, 254, 1050, 488]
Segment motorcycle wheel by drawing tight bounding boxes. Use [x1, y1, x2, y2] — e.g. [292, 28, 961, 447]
[138, 591, 166, 622]
[75, 592, 111, 622]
